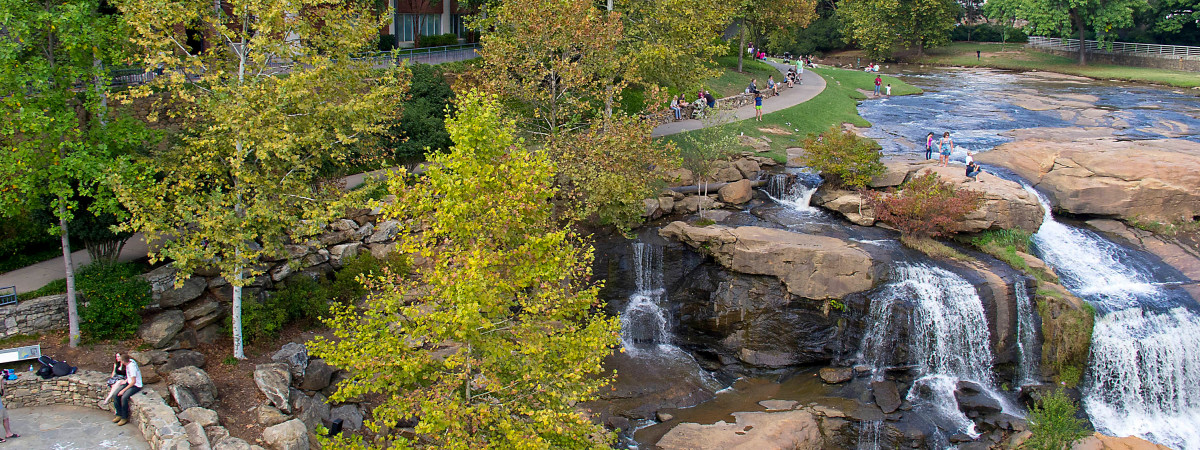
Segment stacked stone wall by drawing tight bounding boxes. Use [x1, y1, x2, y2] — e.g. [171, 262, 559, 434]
[0, 294, 68, 338]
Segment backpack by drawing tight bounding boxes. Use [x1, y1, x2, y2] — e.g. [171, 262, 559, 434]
[51, 361, 76, 377]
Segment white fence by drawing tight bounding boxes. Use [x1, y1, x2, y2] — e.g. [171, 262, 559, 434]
[1027, 36, 1200, 61]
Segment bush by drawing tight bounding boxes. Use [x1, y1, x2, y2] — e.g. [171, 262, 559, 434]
[971, 228, 1032, 252]
[390, 64, 455, 161]
[1026, 388, 1090, 450]
[800, 125, 885, 189]
[77, 262, 151, 341]
[234, 297, 287, 345]
[865, 170, 983, 238]
[379, 34, 398, 52]
[327, 252, 408, 304]
[417, 33, 459, 48]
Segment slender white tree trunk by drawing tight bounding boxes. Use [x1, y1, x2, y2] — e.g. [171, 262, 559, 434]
[230, 20, 249, 360]
[232, 266, 245, 359]
[58, 201, 80, 347]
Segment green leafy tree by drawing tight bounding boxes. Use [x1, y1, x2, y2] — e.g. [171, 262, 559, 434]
[389, 64, 455, 162]
[1026, 388, 1091, 450]
[800, 125, 884, 189]
[735, 0, 820, 72]
[838, 0, 958, 59]
[77, 262, 151, 341]
[113, 0, 408, 358]
[0, 0, 152, 347]
[310, 91, 620, 448]
[982, 0, 1147, 64]
[614, 0, 738, 92]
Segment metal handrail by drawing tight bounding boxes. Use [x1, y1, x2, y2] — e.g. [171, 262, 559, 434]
[1027, 36, 1200, 61]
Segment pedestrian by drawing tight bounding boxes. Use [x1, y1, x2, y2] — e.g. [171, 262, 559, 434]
[704, 91, 716, 109]
[0, 370, 18, 442]
[100, 353, 128, 409]
[938, 132, 954, 167]
[748, 78, 758, 94]
[976, 50, 981, 60]
[925, 132, 935, 160]
[112, 353, 142, 426]
[874, 75, 882, 97]
[754, 91, 764, 121]
[966, 161, 983, 181]
[885, 84, 892, 96]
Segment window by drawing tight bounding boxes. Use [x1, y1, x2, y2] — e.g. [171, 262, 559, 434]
[396, 14, 441, 41]
[451, 14, 466, 38]
[419, 14, 441, 36]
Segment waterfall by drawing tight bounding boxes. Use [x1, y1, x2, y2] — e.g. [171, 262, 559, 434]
[764, 171, 819, 212]
[1022, 183, 1200, 449]
[858, 263, 998, 437]
[1014, 279, 1041, 385]
[856, 420, 883, 450]
[620, 243, 671, 356]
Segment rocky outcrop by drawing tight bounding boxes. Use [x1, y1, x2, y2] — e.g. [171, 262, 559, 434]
[140, 310, 186, 348]
[660, 222, 877, 300]
[1073, 432, 1173, 450]
[811, 160, 1044, 233]
[254, 364, 292, 413]
[977, 137, 1200, 222]
[657, 410, 823, 450]
[1035, 282, 1094, 385]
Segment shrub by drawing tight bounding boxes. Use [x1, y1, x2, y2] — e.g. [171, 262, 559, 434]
[273, 276, 331, 322]
[971, 228, 1032, 252]
[800, 125, 884, 189]
[327, 252, 408, 304]
[233, 297, 287, 345]
[865, 170, 983, 238]
[378, 34, 398, 52]
[77, 262, 151, 341]
[389, 64, 455, 161]
[1026, 388, 1090, 450]
[417, 33, 459, 48]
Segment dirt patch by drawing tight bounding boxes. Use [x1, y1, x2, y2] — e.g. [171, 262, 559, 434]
[757, 127, 793, 136]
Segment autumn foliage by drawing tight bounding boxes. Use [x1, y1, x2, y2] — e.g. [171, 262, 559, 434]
[865, 170, 983, 238]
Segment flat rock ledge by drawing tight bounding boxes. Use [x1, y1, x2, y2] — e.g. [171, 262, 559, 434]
[659, 222, 876, 299]
[657, 409, 823, 450]
[3, 370, 190, 449]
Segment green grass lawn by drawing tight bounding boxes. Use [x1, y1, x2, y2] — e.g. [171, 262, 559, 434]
[664, 66, 922, 162]
[703, 56, 784, 98]
[912, 42, 1200, 88]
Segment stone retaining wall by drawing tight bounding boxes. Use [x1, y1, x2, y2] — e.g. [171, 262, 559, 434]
[648, 85, 786, 126]
[0, 294, 68, 338]
[3, 370, 189, 449]
[1037, 48, 1200, 72]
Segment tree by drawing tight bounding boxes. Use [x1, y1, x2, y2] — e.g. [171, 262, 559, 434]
[388, 64, 455, 162]
[982, 0, 1147, 64]
[679, 109, 739, 216]
[837, 0, 958, 59]
[735, 0, 819, 72]
[1026, 388, 1091, 450]
[113, 0, 408, 358]
[864, 170, 983, 238]
[309, 91, 620, 448]
[613, 0, 737, 92]
[800, 125, 884, 189]
[0, 0, 152, 347]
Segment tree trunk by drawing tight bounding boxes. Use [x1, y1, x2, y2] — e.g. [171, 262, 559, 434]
[917, 39, 925, 57]
[1072, 8, 1086, 65]
[738, 26, 746, 73]
[58, 201, 80, 348]
[232, 267, 245, 359]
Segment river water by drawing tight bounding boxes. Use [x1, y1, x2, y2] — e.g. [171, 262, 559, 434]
[860, 67, 1200, 449]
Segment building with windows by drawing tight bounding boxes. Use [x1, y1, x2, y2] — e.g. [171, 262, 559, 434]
[385, 0, 474, 47]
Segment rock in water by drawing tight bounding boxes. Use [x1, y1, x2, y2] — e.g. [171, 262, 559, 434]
[718, 179, 754, 204]
[870, 380, 902, 413]
[658, 410, 822, 450]
[819, 367, 853, 384]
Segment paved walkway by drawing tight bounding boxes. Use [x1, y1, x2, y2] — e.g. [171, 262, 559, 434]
[651, 61, 827, 137]
[0, 237, 151, 295]
[7, 405, 149, 449]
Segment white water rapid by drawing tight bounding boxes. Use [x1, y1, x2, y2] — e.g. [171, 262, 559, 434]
[859, 263, 1000, 437]
[764, 172, 818, 212]
[1022, 184, 1200, 449]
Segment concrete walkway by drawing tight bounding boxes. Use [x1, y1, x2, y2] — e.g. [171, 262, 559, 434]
[651, 61, 827, 137]
[7, 405, 149, 449]
[0, 236, 151, 295]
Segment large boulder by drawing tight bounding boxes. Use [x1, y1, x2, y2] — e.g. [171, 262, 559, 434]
[298, 358, 334, 392]
[141, 265, 207, 308]
[977, 136, 1200, 222]
[271, 342, 308, 381]
[254, 364, 292, 413]
[296, 392, 331, 431]
[660, 222, 876, 299]
[139, 310, 186, 349]
[675, 196, 718, 214]
[657, 410, 823, 450]
[718, 179, 754, 205]
[169, 366, 218, 409]
[178, 407, 219, 428]
[1073, 432, 1173, 450]
[262, 419, 308, 450]
[329, 404, 364, 432]
[871, 380, 902, 414]
[256, 404, 290, 427]
[819, 367, 853, 384]
[160, 349, 207, 374]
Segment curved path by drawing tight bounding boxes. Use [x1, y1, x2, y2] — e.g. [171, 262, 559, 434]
[651, 60, 827, 137]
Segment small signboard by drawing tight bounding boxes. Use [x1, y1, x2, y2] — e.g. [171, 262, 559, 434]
[0, 344, 40, 364]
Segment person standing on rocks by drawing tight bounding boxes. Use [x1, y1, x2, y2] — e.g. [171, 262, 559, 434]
[0, 370, 18, 442]
[925, 132, 935, 160]
[112, 353, 142, 426]
[938, 131, 954, 167]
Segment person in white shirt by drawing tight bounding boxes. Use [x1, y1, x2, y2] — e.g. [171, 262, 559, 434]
[112, 353, 142, 426]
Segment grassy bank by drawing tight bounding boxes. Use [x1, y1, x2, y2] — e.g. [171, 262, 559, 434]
[664, 66, 922, 162]
[908, 42, 1200, 88]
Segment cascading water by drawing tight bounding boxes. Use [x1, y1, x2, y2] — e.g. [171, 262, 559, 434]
[856, 420, 883, 450]
[620, 243, 671, 356]
[1014, 279, 1041, 386]
[1022, 184, 1200, 449]
[858, 263, 998, 437]
[763, 171, 819, 212]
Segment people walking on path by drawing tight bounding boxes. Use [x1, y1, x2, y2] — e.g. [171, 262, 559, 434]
[111, 353, 142, 427]
[873, 75, 882, 97]
[925, 132, 935, 160]
[938, 132, 954, 167]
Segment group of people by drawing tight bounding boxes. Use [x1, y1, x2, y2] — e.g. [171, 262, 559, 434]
[873, 75, 891, 97]
[101, 352, 143, 427]
[669, 90, 717, 120]
[924, 131, 983, 181]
